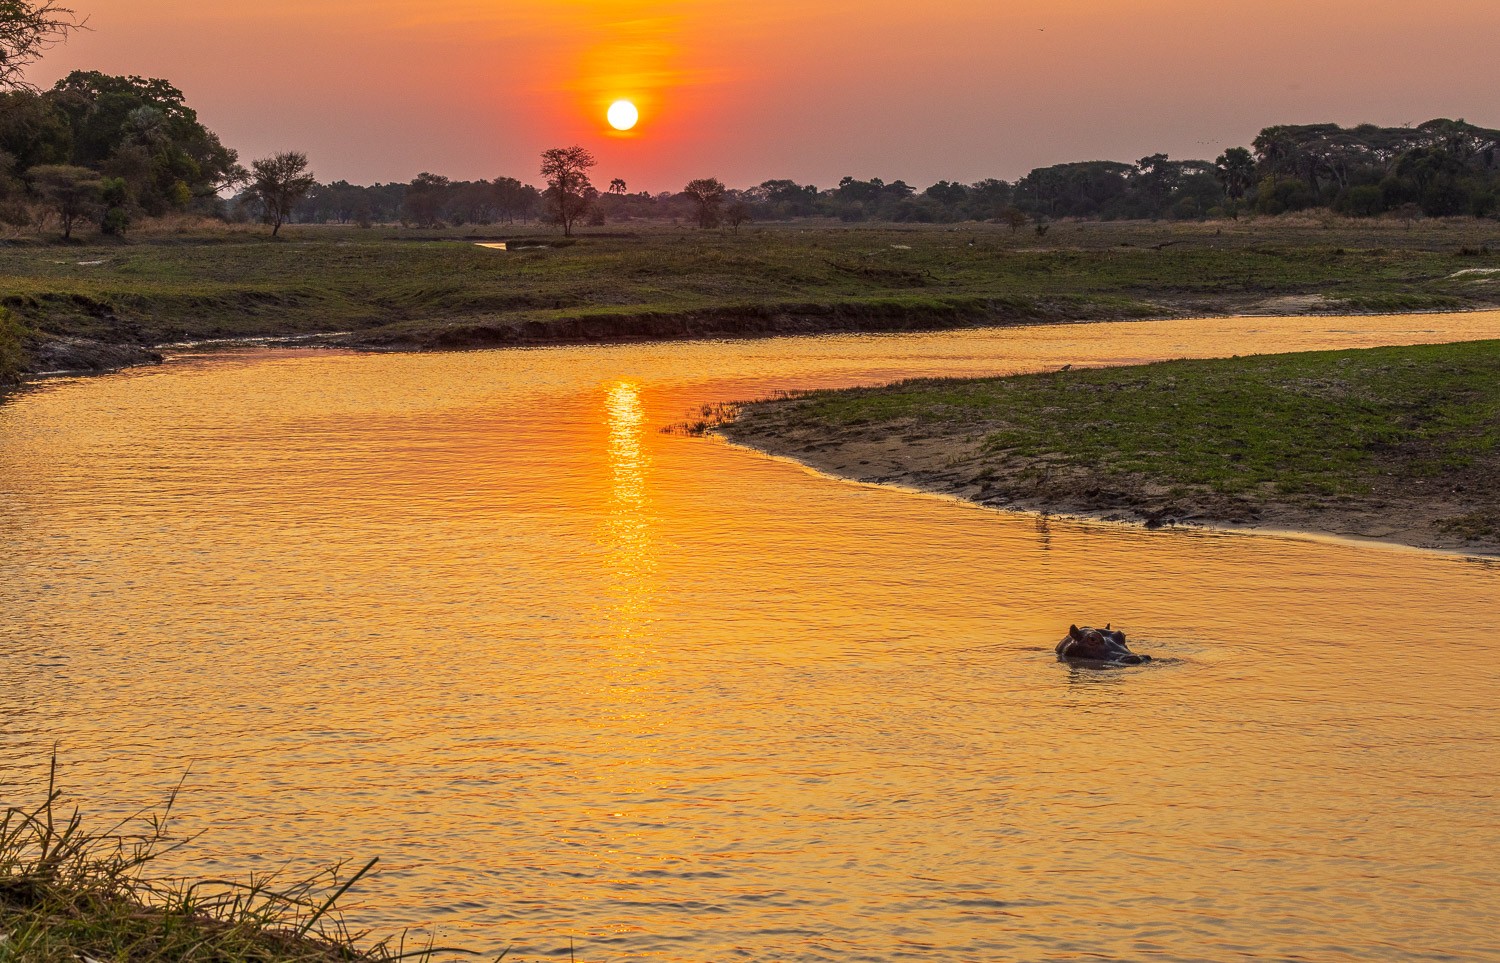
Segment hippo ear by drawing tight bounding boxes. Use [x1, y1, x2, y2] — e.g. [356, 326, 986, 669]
[1069, 624, 1083, 640]
[1104, 623, 1111, 631]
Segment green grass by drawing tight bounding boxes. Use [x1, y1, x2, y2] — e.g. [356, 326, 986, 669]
[0, 756, 497, 963]
[730, 340, 1500, 543]
[0, 307, 25, 387]
[1, 218, 1498, 365]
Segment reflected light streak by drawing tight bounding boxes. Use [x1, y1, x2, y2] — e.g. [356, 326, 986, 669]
[601, 381, 658, 631]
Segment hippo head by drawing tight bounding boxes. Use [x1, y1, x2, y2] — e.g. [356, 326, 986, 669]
[1057, 623, 1147, 664]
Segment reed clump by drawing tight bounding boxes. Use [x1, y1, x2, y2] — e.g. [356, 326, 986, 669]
[661, 401, 742, 436]
[0, 755, 497, 963]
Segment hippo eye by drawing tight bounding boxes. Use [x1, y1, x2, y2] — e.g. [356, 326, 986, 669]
[1112, 631, 1126, 644]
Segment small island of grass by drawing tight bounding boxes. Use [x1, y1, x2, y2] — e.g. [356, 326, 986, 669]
[722, 339, 1500, 554]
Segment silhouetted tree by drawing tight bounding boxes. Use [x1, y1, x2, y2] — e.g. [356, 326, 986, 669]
[540, 145, 596, 236]
[29, 162, 99, 238]
[725, 196, 751, 233]
[750, 179, 818, 218]
[494, 175, 538, 224]
[683, 177, 726, 228]
[1214, 147, 1256, 200]
[968, 178, 1013, 220]
[250, 151, 314, 237]
[0, 1, 81, 91]
[400, 171, 449, 226]
[924, 180, 968, 207]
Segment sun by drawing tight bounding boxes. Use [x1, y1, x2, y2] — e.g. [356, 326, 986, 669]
[607, 100, 639, 132]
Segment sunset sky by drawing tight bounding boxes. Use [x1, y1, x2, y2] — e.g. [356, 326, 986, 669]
[33, 0, 1500, 192]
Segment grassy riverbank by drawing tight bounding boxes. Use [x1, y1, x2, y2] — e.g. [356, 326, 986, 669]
[1, 217, 1498, 381]
[0, 761, 485, 963]
[722, 340, 1500, 554]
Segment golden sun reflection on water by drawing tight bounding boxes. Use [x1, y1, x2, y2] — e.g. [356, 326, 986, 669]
[601, 381, 658, 630]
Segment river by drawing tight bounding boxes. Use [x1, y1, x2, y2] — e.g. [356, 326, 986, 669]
[3, 312, 1500, 961]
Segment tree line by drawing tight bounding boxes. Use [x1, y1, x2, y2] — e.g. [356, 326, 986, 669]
[1, 1, 1496, 238]
[258, 118, 1500, 236]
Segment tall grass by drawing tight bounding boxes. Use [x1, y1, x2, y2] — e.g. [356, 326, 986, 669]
[661, 401, 742, 436]
[0, 754, 502, 963]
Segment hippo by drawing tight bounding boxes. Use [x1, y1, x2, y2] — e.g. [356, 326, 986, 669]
[1056, 624, 1152, 665]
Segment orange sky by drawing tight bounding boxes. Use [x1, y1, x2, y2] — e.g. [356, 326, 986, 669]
[32, 0, 1500, 192]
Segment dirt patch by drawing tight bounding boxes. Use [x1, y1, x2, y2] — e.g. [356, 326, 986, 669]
[1248, 294, 1334, 314]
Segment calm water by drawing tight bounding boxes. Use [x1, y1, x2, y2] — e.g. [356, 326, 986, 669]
[4, 314, 1500, 962]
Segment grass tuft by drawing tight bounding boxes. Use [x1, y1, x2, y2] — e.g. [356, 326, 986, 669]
[0, 753, 502, 963]
[662, 401, 742, 436]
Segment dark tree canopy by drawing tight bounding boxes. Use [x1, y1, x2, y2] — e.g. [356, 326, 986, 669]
[0, 70, 242, 218]
[1249, 119, 1500, 217]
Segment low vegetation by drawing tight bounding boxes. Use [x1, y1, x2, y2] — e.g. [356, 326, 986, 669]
[0, 304, 25, 386]
[2, 218, 1498, 380]
[724, 340, 1500, 552]
[0, 756, 494, 963]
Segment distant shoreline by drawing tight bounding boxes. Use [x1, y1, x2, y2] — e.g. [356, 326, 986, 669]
[18, 298, 1500, 390]
[5, 219, 1499, 392]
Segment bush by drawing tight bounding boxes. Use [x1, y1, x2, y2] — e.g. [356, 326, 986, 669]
[0, 306, 28, 386]
[1342, 185, 1385, 217]
[100, 206, 129, 235]
[1171, 197, 1202, 220]
[1255, 177, 1318, 216]
[99, 177, 131, 235]
[1420, 182, 1470, 217]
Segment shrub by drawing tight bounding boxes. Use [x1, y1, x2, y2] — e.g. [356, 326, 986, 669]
[1255, 177, 1318, 216]
[101, 206, 130, 236]
[1342, 185, 1385, 217]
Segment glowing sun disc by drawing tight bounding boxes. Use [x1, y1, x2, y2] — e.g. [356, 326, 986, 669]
[607, 100, 639, 131]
